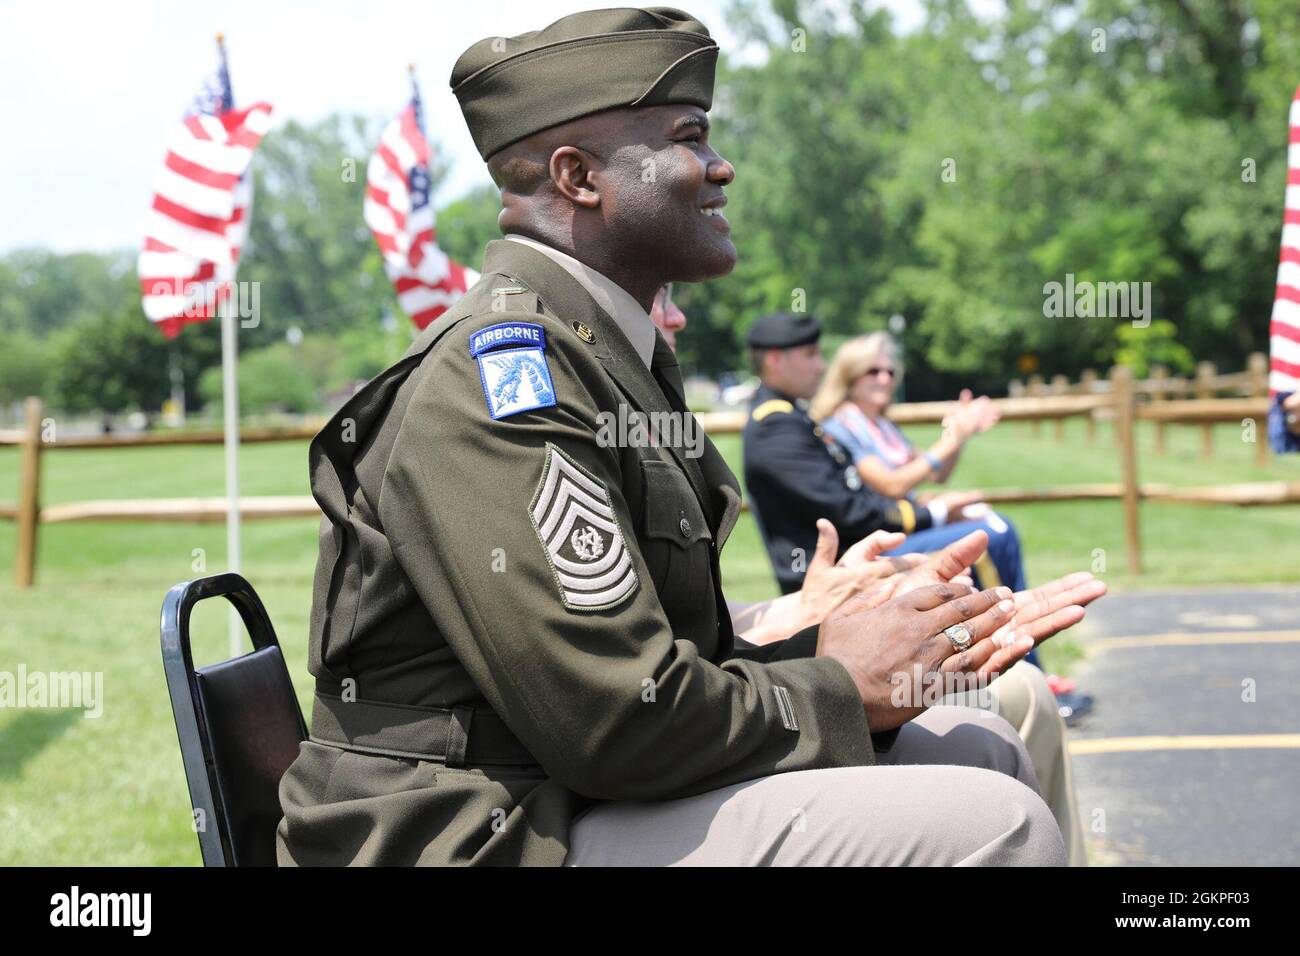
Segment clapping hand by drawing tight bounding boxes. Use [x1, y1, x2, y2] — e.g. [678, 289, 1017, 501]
[816, 531, 1105, 728]
[737, 521, 925, 645]
[840, 529, 1107, 680]
[945, 389, 1000, 442]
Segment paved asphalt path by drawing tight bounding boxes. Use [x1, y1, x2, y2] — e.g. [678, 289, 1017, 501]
[1066, 587, 1300, 865]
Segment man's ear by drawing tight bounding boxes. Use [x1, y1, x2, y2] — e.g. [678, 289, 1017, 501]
[763, 349, 781, 379]
[549, 146, 602, 209]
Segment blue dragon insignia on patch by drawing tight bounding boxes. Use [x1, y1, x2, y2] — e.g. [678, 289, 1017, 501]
[472, 323, 557, 420]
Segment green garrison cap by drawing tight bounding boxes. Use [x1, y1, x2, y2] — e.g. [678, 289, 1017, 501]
[746, 313, 823, 349]
[451, 7, 718, 159]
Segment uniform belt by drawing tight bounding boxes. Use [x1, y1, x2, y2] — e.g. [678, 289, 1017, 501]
[310, 690, 540, 768]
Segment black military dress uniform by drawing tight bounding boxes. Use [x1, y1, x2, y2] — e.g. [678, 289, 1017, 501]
[740, 313, 939, 595]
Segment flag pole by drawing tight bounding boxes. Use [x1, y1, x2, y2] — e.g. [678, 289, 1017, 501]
[217, 30, 243, 657]
[409, 63, 422, 132]
[220, 290, 243, 657]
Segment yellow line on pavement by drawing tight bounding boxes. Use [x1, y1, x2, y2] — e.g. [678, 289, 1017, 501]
[1070, 734, 1300, 756]
[1095, 630, 1300, 650]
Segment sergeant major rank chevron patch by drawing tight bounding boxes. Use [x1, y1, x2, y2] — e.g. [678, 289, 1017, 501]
[529, 444, 638, 612]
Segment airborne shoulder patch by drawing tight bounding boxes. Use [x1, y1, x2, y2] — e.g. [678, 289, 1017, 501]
[471, 321, 556, 420]
[529, 445, 638, 612]
[470, 321, 545, 356]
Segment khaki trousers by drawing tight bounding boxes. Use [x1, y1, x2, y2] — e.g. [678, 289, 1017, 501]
[567, 704, 1067, 866]
[946, 661, 1087, 866]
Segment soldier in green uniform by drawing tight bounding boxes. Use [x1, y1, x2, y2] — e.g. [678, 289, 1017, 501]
[277, 7, 1101, 866]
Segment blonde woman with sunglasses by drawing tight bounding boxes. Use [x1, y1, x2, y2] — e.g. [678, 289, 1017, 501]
[811, 332, 1031, 605]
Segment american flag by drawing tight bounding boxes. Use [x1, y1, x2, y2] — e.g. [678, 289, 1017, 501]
[138, 42, 271, 338]
[1270, 84, 1300, 395]
[365, 78, 476, 329]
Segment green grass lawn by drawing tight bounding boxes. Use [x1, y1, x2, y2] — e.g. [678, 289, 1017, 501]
[1, 417, 1298, 864]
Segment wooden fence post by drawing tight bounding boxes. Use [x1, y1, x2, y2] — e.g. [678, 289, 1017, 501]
[1248, 352, 1270, 466]
[1079, 369, 1098, 443]
[15, 396, 44, 589]
[1050, 375, 1069, 441]
[1027, 375, 1044, 438]
[1196, 361, 1216, 458]
[1111, 367, 1142, 575]
[1150, 363, 1168, 455]
[1007, 379, 1023, 437]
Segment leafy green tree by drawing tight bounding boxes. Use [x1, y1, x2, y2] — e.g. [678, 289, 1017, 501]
[0, 249, 137, 338]
[49, 311, 175, 414]
[198, 342, 319, 416]
[686, 0, 1299, 391]
[240, 114, 400, 345]
[0, 331, 50, 405]
[238, 113, 493, 347]
[332, 315, 412, 384]
[1114, 319, 1196, 377]
[44, 305, 221, 415]
[10, 0, 1300, 404]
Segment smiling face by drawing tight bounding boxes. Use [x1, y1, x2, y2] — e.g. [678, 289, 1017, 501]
[595, 104, 737, 283]
[488, 102, 737, 307]
[849, 350, 897, 414]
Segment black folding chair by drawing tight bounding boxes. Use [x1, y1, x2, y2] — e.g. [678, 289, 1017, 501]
[160, 573, 306, 867]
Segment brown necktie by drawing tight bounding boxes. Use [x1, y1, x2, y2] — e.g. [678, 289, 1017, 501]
[649, 331, 688, 412]
[647, 329, 735, 650]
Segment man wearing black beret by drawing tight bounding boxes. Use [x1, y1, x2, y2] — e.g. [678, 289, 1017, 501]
[741, 311, 1090, 862]
[743, 312, 951, 594]
[276, 7, 1099, 867]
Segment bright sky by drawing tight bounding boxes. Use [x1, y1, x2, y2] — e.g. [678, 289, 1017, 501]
[1, 0, 939, 254]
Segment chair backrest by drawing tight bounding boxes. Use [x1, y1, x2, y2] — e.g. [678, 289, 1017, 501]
[160, 573, 307, 867]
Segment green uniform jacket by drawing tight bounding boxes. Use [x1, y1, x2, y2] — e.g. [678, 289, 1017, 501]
[276, 239, 875, 866]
